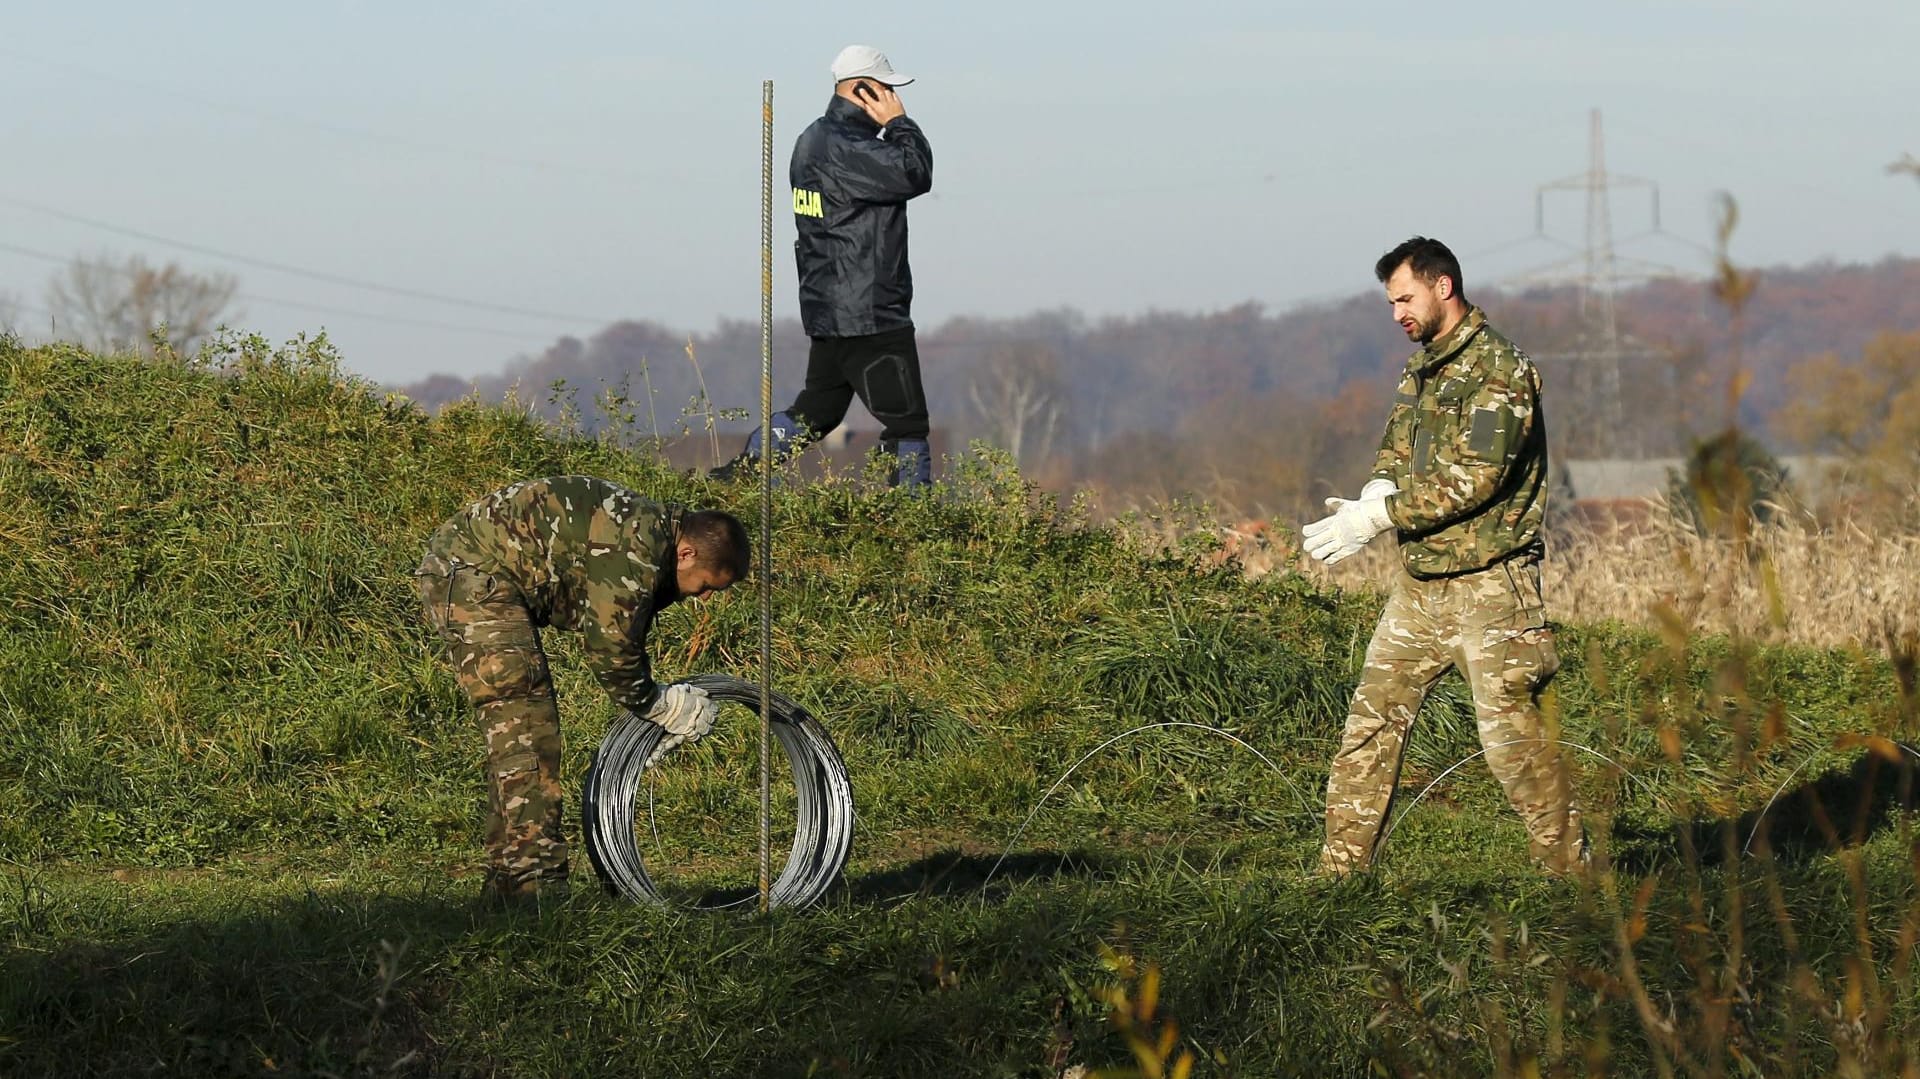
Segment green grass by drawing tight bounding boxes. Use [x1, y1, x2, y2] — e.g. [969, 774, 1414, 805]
[2, 333, 1917, 1076]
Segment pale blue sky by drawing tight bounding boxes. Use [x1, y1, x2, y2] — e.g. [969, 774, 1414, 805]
[0, 1, 1913, 382]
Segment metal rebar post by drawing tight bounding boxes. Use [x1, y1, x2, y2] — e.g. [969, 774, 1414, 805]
[757, 79, 775, 914]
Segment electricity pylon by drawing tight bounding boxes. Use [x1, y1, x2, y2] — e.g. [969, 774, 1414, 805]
[1508, 109, 1679, 458]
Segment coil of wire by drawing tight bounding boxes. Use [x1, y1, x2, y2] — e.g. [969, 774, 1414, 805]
[582, 673, 854, 908]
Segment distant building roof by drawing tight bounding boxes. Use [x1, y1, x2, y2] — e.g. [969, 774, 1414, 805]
[1564, 459, 1680, 502]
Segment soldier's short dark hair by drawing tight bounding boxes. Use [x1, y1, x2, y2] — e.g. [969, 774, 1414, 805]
[680, 510, 751, 579]
[1375, 236, 1465, 300]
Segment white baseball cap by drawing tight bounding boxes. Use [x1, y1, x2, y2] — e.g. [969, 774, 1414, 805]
[830, 44, 913, 86]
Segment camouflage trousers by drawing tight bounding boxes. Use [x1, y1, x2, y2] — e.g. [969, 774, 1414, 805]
[416, 536, 569, 888]
[1320, 556, 1584, 875]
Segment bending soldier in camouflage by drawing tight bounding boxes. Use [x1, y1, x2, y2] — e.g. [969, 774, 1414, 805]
[1302, 237, 1585, 876]
[415, 476, 750, 899]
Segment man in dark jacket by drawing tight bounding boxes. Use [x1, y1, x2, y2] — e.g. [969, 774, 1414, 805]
[713, 44, 936, 488]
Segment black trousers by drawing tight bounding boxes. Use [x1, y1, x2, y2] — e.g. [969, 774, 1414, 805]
[787, 326, 929, 443]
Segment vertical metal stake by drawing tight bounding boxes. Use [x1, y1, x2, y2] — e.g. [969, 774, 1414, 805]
[757, 79, 775, 914]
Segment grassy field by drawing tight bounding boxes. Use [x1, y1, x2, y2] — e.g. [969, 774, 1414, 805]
[3, 333, 1918, 1077]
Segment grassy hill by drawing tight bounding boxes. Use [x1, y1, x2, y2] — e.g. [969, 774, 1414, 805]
[2, 333, 1915, 1076]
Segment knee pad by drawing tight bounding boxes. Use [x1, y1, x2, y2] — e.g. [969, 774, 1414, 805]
[858, 354, 922, 420]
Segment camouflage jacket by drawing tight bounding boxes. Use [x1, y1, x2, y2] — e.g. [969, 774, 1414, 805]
[1370, 307, 1548, 578]
[433, 475, 679, 712]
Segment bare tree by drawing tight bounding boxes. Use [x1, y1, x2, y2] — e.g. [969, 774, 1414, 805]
[0, 291, 21, 338]
[965, 343, 1065, 470]
[46, 254, 239, 357]
[1892, 154, 1920, 183]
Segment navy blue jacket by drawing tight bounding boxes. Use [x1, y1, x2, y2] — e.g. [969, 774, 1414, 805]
[790, 95, 934, 338]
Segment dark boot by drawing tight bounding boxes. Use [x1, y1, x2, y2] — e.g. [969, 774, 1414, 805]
[710, 412, 804, 481]
[884, 437, 932, 490]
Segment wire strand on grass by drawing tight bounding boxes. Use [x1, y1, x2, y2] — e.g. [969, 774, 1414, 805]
[1741, 740, 1920, 855]
[1739, 756, 1820, 857]
[978, 721, 1310, 894]
[1376, 739, 1652, 859]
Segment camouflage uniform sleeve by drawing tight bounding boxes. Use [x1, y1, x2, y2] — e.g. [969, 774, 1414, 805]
[579, 534, 666, 715]
[1385, 362, 1538, 534]
[1371, 374, 1418, 485]
[586, 633, 659, 714]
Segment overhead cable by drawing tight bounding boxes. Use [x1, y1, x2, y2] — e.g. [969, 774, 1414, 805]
[0, 193, 617, 325]
[0, 46, 679, 188]
[0, 239, 564, 342]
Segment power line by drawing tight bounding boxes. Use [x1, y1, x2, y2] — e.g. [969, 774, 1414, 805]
[0, 194, 619, 325]
[238, 293, 572, 344]
[0, 240, 571, 343]
[1464, 233, 1577, 263]
[0, 239, 74, 266]
[1606, 115, 1917, 220]
[1613, 226, 1714, 259]
[929, 115, 1582, 206]
[1503, 109, 1691, 460]
[0, 47, 682, 189]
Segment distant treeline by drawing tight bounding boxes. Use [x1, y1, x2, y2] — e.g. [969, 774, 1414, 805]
[396, 256, 1920, 515]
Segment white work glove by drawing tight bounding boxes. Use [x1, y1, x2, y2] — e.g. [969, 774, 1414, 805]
[1358, 478, 1400, 501]
[1302, 493, 1395, 565]
[642, 682, 719, 767]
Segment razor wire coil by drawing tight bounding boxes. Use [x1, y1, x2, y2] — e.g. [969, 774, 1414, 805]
[582, 673, 854, 908]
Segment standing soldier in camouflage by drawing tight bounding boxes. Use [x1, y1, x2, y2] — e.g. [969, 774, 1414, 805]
[415, 476, 750, 900]
[1302, 237, 1584, 876]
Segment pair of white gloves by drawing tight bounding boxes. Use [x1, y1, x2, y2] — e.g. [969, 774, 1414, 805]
[642, 682, 720, 767]
[1301, 478, 1399, 565]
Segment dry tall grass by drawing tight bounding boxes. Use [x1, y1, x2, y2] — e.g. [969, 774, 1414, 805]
[1546, 505, 1920, 649]
[1191, 500, 1918, 649]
